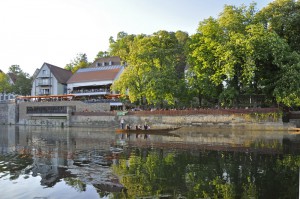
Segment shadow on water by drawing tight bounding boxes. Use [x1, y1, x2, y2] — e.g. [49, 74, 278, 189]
[0, 125, 300, 198]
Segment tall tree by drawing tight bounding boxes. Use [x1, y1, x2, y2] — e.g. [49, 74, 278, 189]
[7, 65, 32, 96]
[187, 3, 295, 107]
[258, 0, 300, 53]
[109, 31, 137, 63]
[112, 31, 186, 107]
[12, 72, 32, 96]
[64, 53, 90, 73]
[8, 65, 22, 75]
[0, 72, 12, 99]
[94, 51, 109, 61]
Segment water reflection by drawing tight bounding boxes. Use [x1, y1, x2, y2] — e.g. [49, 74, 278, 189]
[0, 125, 300, 198]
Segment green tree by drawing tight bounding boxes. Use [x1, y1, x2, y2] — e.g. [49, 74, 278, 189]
[109, 32, 136, 62]
[0, 72, 12, 98]
[273, 52, 300, 106]
[188, 3, 297, 107]
[8, 65, 22, 75]
[258, 0, 300, 53]
[12, 72, 32, 96]
[8, 65, 32, 96]
[94, 51, 109, 61]
[64, 53, 90, 73]
[112, 31, 186, 107]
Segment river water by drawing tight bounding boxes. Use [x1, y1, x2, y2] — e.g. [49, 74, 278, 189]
[0, 125, 299, 199]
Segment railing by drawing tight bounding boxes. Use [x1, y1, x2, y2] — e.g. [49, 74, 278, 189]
[71, 108, 280, 117]
[38, 82, 51, 86]
[84, 99, 122, 103]
[126, 108, 280, 116]
[71, 88, 110, 94]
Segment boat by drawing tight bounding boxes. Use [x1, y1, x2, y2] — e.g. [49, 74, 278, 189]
[115, 127, 181, 134]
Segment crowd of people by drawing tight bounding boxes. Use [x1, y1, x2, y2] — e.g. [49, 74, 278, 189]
[120, 117, 150, 130]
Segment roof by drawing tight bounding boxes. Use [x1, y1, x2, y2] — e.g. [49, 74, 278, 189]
[89, 56, 122, 68]
[67, 65, 123, 84]
[44, 63, 73, 84]
[7, 73, 17, 84]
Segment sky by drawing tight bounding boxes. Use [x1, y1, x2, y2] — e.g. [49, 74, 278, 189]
[0, 0, 274, 76]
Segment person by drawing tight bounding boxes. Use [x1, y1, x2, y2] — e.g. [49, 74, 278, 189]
[120, 118, 125, 129]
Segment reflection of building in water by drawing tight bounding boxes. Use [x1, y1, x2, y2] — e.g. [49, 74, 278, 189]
[3, 126, 125, 191]
[0, 126, 20, 154]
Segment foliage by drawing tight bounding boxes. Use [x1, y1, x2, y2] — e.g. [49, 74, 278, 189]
[0, 72, 12, 95]
[111, 30, 188, 107]
[64, 53, 90, 73]
[187, 2, 300, 107]
[94, 51, 109, 61]
[8, 65, 32, 96]
[112, 145, 300, 199]
[258, 0, 300, 53]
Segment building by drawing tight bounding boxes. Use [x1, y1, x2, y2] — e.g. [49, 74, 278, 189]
[31, 63, 73, 96]
[67, 57, 124, 109]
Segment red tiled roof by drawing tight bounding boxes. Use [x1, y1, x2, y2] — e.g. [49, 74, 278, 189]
[67, 68, 121, 83]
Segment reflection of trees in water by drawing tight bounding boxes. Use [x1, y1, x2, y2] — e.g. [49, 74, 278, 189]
[0, 153, 33, 180]
[64, 177, 86, 192]
[112, 148, 300, 199]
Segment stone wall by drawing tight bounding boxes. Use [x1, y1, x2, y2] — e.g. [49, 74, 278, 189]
[69, 114, 290, 131]
[6, 101, 295, 130]
[0, 103, 16, 125]
[18, 101, 110, 126]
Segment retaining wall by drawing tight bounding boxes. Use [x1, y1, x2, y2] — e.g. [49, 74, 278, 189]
[0, 103, 16, 125]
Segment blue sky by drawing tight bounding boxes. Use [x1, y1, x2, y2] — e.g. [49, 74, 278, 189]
[0, 0, 274, 76]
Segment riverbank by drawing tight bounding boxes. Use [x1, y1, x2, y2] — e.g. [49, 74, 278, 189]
[1, 101, 297, 130]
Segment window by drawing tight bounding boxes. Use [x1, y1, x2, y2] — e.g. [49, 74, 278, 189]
[97, 62, 101, 67]
[42, 79, 49, 85]
[42, 70, 47, 75]
[40, 89, 50, 95]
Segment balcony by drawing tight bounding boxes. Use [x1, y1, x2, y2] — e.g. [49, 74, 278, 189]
[38, 82, 52, 86]
[71, 88, 111, 96]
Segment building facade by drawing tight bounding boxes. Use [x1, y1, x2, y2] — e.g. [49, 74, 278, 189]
[31, 63, 73, 96]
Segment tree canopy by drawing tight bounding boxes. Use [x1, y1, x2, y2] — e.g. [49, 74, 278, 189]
[110, 30, 189, 107]
[64, 53, 90, 73]
[8, 65, 32, 96]
[107, 0, 300, 108]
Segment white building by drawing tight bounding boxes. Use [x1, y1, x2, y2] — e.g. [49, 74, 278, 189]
[31, 63, 73, 96]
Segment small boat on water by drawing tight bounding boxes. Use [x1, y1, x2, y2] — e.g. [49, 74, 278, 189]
[115, 126, 181, 134]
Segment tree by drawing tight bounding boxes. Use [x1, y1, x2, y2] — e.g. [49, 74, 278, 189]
[64, 53, 90, 73]
[0, 72, 12, 99]
[273, 52, 300, 106]
[109, 32, 136, 62]
[187, 3, 297, 107]
[8, 65, 22, 75]
[7, 65, 32, 96]
[111, 31, 186, 107]
[258, 0, 300, 53]
[94, 51, 109, 61]
[12, 72, 32, 96]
